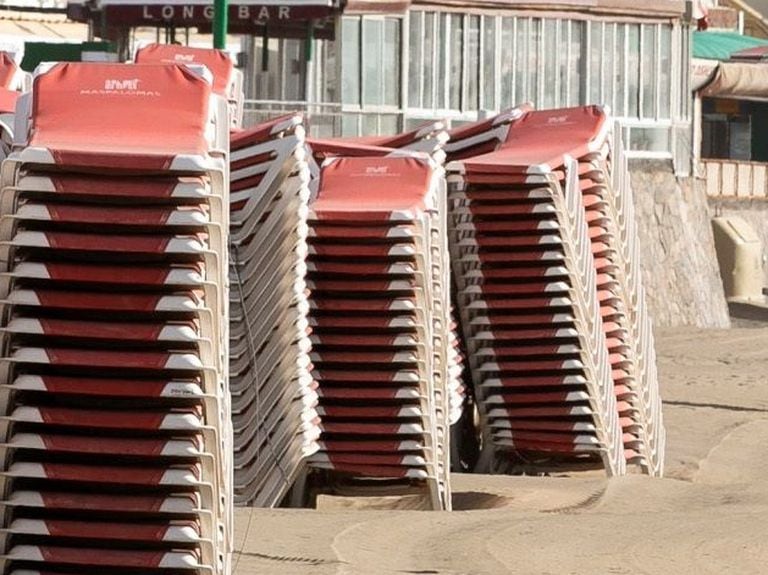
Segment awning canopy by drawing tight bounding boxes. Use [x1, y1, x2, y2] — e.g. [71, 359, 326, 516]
[731, 45, 768, 62]
[699, 61, 768, 101]
[692, 57, 719, 91]
[693, 31, 768, 61]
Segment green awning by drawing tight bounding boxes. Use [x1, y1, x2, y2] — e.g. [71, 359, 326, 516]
[693, 31, 768, 62]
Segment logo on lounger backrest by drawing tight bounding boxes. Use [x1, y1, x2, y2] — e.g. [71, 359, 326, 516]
[365, 166, 390, 175]
[547, 115, 569, 125]
[104, 78, 141, 91]
[80, 78, 160, 97]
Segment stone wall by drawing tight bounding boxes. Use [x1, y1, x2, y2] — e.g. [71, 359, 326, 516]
[629, 159, 731, 328]
[708, 198, 768, 286]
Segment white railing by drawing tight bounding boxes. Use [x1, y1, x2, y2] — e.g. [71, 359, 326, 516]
[703, 159, 768, 199]
[242, 100, 407, 139]
[243, 100, 690, 175]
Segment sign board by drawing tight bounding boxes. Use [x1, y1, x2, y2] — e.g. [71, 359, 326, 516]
[69, 0, 338, 27]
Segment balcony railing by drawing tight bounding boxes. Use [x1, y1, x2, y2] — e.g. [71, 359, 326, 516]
[703, 159, 768, 200]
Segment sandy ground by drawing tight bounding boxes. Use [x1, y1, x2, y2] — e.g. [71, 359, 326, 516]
[232, 326, 768, 574]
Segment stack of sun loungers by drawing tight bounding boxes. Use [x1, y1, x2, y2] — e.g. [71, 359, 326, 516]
[304, 153, 453, 510]
[136, 43, 244, 129]
[228, 114, 320, 506]
[0, 62, 232, 573]
[0, 53, 28, 93]
[446, 105, 664, 476]
[336, 120, 449, 158]
[0, 52, 28, 162]
[307, 134, 465, 433]
[602, 120, 665, 476]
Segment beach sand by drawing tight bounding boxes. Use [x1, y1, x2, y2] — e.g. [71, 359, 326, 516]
[233, 326, 768, 574]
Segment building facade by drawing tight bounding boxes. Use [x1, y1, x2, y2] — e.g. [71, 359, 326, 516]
[241, 0, 693, 172]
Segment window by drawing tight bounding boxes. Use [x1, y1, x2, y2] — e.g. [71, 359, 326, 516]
[336, 11, 687, 161]
[482, 15, 496, 110]
[437, 14, 448, 108]
[603, 23, 615, 112]
[514, 18, 530, 104]
[316, 38, 338, 104]
[467, 15, 481, 111]
[659, 25, 672, 121]
[249, 37, 296, 101]
[408, 12, 423, 108]
[542, 19, 557, 108]
[528, 19, 541, 105]
[424, 13, 436, 109]
[678, 24, 691, 121]
[613, 24, 626, 116]
[341, 18, 360, 106]
[383, 19, 401, 106]
[641, 24, 657, 119]
[449, 14, 463, 110]
[564, 20, 584, 108]
[362, 20, 383, 105]
[408, 11, 437, 109]
[499, 17, 515, 107]
[343, 16, 401, 108]
[626, 24, 640, 118]
[630, 127, 671, 153]
[588, 21, 603, 107]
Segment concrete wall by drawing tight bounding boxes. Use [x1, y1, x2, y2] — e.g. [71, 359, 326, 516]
[708, 198, 768, 286]
[629, 159, 731, 328]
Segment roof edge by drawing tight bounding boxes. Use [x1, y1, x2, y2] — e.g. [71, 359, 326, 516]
[410, 0, 686, 18]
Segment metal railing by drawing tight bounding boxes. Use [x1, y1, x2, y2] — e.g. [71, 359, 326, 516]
[703, 159, 768, 199]
[242, 100, 692, 177]
[242, 100, 408, 138]
[242, 100, 480, 138]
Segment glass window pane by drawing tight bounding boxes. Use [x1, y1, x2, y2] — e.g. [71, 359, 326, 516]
[588, 21, 602, 106]
[341, 17, 360, 106]
[383, 18, 401, 106]
[482, 15, 496, 110]
[251, 37, 281, 100]
[659, 25, 672, 119]
[284, 39, 306, 101]
[629, 126, 670, 153]
[614, 24, 626, 117]
[449, 14, 463, 110]
[467, 15, 481, 111]
[679, 25, 689, 120]
[528, 18, 541, 105]
[437, 14, 448, 108]
[627, 24, 640, 118]
[567, 21, 584, 106]
[542, 19, 557, 108]
[559, 21, 570, 107]
[362, 19, 383, 106]
[557, 20, 583, 107]
[341, 113, 359, 136]
[423, 12, 435, 109]
[509, 18, 532, 105]
[500, 17, 515, 108]
[378, 114, 400, 135]
[318, 39, 337, 103]
[603, 23, 615, 111]
[641, 24, 657, 119]
[363, 113, 378, 135]
[408, 12, 423, 108]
